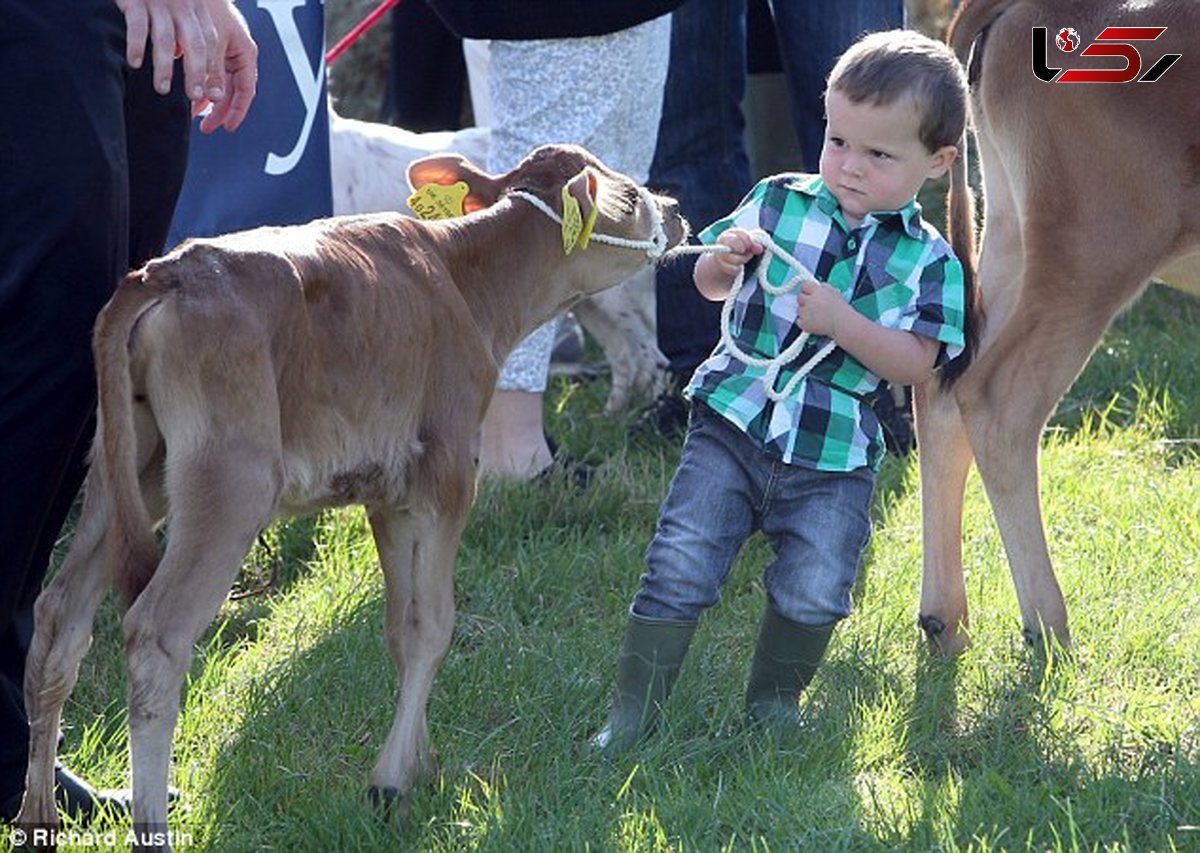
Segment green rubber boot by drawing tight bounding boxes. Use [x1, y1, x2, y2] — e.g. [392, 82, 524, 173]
[744, 607, 835, 727]
[593, 610, 697, 754]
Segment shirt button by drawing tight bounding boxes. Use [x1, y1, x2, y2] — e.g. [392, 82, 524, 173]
[846, 237, 858, 251]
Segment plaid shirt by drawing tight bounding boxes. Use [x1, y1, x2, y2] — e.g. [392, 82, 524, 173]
[689, 173, 966, 472]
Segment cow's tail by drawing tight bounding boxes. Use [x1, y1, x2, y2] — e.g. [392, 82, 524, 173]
[92, 267, 169, 607]
[946, 0, 1008, 63]
[940, 128, 980, 388]
[938, 0, 1007, 388]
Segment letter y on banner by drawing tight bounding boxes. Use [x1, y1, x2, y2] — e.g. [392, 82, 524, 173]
[168, 0, 333, 247]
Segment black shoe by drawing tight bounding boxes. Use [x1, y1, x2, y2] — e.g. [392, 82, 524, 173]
[871, 384, 916, 456]
[540, 434, 594, 491]
[631, 371, 691, 442]
[549, 313, 591, 378]
[0, 764, 131, 825]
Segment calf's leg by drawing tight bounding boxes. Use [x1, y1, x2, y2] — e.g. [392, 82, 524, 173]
[123, 447, 278, 849]
[19, 416, 168, 829]
[914, 382, 975, 655]
[16, 473, 114, 830]
[915, 150, 1024, 656]
[366, 506, 462, 824]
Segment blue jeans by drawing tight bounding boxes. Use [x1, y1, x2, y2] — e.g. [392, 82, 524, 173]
[633, 405, 874, 626]
[650, 0, 905, 375]
[768, 0, 907, 170]
[649, 0, 750, 376]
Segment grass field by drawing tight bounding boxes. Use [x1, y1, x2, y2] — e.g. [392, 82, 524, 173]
[5, 284, 1198, 852]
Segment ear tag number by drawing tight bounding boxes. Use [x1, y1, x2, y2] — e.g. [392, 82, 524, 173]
[407, 181, 470, 220]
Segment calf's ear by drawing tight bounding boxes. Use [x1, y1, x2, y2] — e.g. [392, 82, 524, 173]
[563, 169, 599, 249]
[407, 153, 505, 216]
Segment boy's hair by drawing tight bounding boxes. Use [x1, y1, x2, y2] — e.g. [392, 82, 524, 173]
[826, 29, 969, 154]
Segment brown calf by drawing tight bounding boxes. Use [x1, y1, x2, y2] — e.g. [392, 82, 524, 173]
[329, 107, 670, 414]
[16, 144, 685, 843]
[916, 0, 1200, 654]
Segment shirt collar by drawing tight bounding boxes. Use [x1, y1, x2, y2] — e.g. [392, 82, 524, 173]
[784, 174, 926, 240]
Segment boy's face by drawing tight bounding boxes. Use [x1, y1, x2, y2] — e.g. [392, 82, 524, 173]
[819, 89, 957, 226]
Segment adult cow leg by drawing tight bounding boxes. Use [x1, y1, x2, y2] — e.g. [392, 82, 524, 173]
[366, 504, 463, 824]
[955, 246, 1145, 652]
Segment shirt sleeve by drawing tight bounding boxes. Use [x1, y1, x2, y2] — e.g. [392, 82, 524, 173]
[896, 248, 967, 366]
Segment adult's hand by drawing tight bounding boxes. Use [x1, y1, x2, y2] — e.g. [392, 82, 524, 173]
[116, 0, 258, 133]
[194, 0, 258, 132]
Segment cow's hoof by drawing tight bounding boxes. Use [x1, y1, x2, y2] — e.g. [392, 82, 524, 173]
[368, 784, 409, 829]
[918, 614, 970, 656]
[1021, 626, 1073, 662]
[918, 613, 945, 639]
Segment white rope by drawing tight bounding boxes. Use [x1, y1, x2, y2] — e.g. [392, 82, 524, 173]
[688, 228, 838, 402]
[511, 189, 836, 401]
[508, 187, 669, 260]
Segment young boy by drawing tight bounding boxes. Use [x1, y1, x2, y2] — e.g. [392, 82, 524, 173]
[595, 28, 973, 751]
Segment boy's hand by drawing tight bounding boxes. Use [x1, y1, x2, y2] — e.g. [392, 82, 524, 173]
[713, 228, 763, 276]
[695, 228, 763, 301]
[796, 279, 850, 340]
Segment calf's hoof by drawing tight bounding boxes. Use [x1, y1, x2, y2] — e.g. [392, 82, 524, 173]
[368, 784, 410, 830]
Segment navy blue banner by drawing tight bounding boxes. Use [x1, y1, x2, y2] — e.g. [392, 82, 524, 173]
[168, 0, 332, 248]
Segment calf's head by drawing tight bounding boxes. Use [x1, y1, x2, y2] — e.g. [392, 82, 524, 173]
[406, 143, 688, 301]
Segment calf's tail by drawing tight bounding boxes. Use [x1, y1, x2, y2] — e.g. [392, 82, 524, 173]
[92, 268, 168, 606]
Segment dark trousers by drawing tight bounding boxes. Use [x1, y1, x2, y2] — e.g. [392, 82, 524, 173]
[649, 0, 751, 376]
[380, 0, 467, 131]
[0, 0, 190, 798]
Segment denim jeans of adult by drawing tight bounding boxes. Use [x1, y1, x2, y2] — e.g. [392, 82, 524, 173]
[633, 404, 874, 626]
[650, 0, 905, 377]
[649, 0, 751, 377]
[768, 0, 906, 170]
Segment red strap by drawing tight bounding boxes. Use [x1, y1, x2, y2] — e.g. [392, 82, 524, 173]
[325, 0, 403, 66]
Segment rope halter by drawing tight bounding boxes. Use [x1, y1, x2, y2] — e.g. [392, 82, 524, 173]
[508, 186, 670, 260]
[702, 228, 838, 402]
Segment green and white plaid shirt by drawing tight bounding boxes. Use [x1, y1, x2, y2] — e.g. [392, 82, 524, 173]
[690, 173, 966, 472]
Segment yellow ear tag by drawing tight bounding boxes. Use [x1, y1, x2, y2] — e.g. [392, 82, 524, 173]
[577, 201, 599, 250]
[560, 185, 583, 255]
[407, 181, 470, 220]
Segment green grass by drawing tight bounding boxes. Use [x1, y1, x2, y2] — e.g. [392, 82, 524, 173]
[7, 287, 1199, 852]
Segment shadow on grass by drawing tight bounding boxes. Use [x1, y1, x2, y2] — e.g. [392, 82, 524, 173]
[898, 648, 1199, 849]
[214, 514, 325, 647]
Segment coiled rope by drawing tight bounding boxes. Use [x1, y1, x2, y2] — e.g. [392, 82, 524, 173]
[677, 229, 837, 401]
